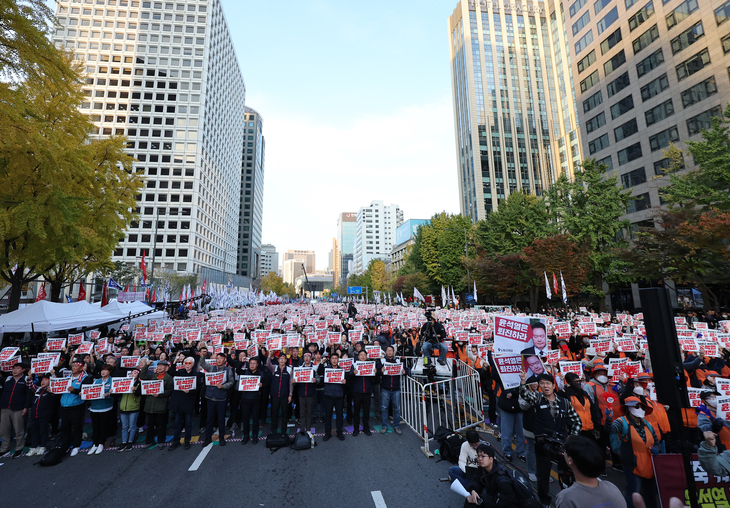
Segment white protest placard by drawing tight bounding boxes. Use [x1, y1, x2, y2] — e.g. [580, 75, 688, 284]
[699, 341, 719, 357]
[366, 346, 382, 359]
[37, 352, 61, 367]
[285, 334, 302, 348]
[238, 375, 260, 391]
[590, 339, 611, 355]
[717, 396, 730, 421]
[687, 387, 703, 408]
[46, 338, 66, 351]
[205, 371, 225, 386]
[121, 356, 140, 369]
[111, 377, 135, 394]
[1, 357, 19, 371]
[493, 355, 523, 390]
[579, 322, 597, 335]
[622, 361, 642, 378]
[31, 357, 54, 374]
[559, 361, 583, 377]
[76, 342, 94, 355]
[678, 339, 700, 352]
[0, 347, 19, 363]
[81, 384, 105, 400]
[325, 368, 345, 383]
[355, 361, 376, 376]
[716, 378, 730, 396]
[267, 335, 282, 351]
[174, 376, 197, 391]
[67, 333, 84, 346]
[141, 379, 163, 395]
[89, 331, 101, 340]
[326, 332, 341, 346]
[553, 322, 571, 338]
[695, 322, 709, 331]
[50, 377, 72, 394]
[615, 338, 637, 352]
[493, 316, 546, 355]
[339, 358, 354, 371]
[234, 337, 249, 351]
[545, 349, 561, 364]
[382, 362, 403, 376]
[293, 367, 315, 383]
[468, 333, 482, 346]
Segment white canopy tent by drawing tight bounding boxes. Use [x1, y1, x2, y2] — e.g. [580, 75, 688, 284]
[94, 299, 167, 325]
[0, 300, 124, 333]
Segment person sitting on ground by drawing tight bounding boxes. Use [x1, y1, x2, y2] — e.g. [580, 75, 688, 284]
[465, 443, 520, 507]
[556, 434, 627, 508]
[449, 429, 481, 489]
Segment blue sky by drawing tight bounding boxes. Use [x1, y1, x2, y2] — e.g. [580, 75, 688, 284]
[222, 1, 460, 270]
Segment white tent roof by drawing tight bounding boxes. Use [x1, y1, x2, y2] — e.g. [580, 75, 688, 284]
[94, 299, 166, 325]
[0, 300, 124, 333]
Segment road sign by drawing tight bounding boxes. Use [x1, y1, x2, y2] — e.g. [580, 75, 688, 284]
[347, 286, 362, 295]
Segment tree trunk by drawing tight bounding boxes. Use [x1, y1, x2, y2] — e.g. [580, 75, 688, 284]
[595, 273, 607, 312]
[8, 277, 23, 311]
[528, 286, 538, 314]
[50, 280, 63, 303]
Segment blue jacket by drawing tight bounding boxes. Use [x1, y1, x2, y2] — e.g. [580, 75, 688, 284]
[0, 374, 31, 411]
[61, 372, 93, 407]
[89, 377, 113, 412]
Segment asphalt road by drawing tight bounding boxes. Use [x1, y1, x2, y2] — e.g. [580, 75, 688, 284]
[1, 417, 626, 508]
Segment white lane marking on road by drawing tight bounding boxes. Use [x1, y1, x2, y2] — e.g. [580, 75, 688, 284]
[188, 443, 212, 471]
[371, 491, 387, 508]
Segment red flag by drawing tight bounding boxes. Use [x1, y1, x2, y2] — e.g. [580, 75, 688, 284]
[77, 281, 86, 302]
[125, 282, 129, 292]
[145, 287, 150, 302]
[189, 287, 195, 309]
[140, 250, 147, 282]
[35, 283, 47, 302]
[201, 278, 207, 293]
[101, 280, 108, 307]
[552, 272, 559, 296]
[151, 289, 156, 303]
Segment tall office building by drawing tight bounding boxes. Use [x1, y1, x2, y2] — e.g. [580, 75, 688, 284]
[53, 0, 247, 286]
[259, 243, 278, 277]
[448, 0, 584, 222]
[237, 106, 265, 279]
[565, 0, 730, 227]
[331, 238, 340, 287]
[336, 212, 356, 286]
[282, 250, 315, 275]
[352, 201, 404, 275]
[282, 259, 305, 285]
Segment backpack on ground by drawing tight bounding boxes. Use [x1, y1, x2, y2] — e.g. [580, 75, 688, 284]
[438, 431, 465, 464]
[37, 447, 66, 467]
[266, 432, 290, 453]
[496, 468, 538, 504]
[291, 431, 315, 450]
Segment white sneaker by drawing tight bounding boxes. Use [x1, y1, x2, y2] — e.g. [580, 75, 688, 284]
[26, 447, 38, 457]
[528, 473, 537, 482]
[36, 447, 46, 456]
[94, 444, 104, 454]
[87, 445, 98, 454]
[70, 447, 80, 457]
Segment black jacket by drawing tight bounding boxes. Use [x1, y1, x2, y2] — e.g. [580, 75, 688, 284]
[30, 386, 54, 419]
[169, 369, 204, 413]
[381, 357, 403, 391]
[465, 462, 520, 508]
[236, 365, 271, 402]
[0, 374, 31, 411]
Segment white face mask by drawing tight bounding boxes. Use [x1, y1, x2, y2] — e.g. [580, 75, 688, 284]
[629, 407, 645, 418]
[633, 386, 645, 396]
[707, 398, 717, 408]
[596, 375, 609, 384]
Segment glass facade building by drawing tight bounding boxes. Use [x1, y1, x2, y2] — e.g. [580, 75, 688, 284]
[237, 106, 265, 278]
[449, 0, 583, 221]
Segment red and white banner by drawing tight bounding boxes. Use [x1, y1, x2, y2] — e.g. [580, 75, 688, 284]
[355, 361, 376, 376]
[327, 332, 341, 345]
[615, 338, 637, 352]
[50, 377, 72, 394]
[293, 367, 315, 383]
[579, 322, 597, 335]
[590, 339, 611, 354]
[493, 316, 546, 355]
[37, 352, 61, 367]
[0, 347, 19, 363]
[339, 358, 353, 371]
[238, 375, 260, 391]
[46, 338, 66, 351]
[716, 377, 730, 396]
[67, 333, 84, 346]
[622, 361, 642, 378]
[31, 357, 54, 374]
[366, 345, 382, 359]
[81, 384, 105, 400]
[141, 379, 163, 395]
[76, 342, 94, 355]
[493, 355, 524, 390]
[111, 377, 135, 394]
[205, 371, 225, 386]
[121, 356, 140, 369]
[687, 387, 703, 408]
[325, 368, 345, 383]
[382, 362, 403, 376]
[174, 376, 197, 391]
[559, 361, 583, 377]
[267, 336, 282, 351]
[89, 331, 101, 340]
[717, 396, 730, 421]
[699, 340, 720, 357]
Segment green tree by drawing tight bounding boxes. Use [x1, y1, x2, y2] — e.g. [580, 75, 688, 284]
[546, 159, 634, 310]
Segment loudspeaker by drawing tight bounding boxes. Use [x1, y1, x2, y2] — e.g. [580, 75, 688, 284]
[639, 287, 688, 409]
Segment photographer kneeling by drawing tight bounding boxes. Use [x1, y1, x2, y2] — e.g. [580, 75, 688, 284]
[519, 371, 581, 506]
[465, 444, 520, 507]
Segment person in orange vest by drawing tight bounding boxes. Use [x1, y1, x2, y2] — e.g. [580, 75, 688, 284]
[561, 372, 602, 441]
[697, 389, 730, 451]
[609, 396, 661, 508]
[633, 373, 671, 450]
[585, 362, 623, 470]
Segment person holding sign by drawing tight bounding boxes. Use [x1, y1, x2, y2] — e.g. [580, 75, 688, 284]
[266, 351, 294, 436]
[348, 350, 380, 436]
[169, 357, 203, 451]
[88, 364, 114, 454]
[236, 356, 270, 445]
[139, 359, 173, 449]
[380, 345, 403, 435]
[317, 352, 347, 441]
[199, 353, 234, 447]
[696, 389, 730, 451]
[0, 362, 30, 458]
[26, 374, 54, 457]
[60, 357, 93, 457]
[118, 368, 142, 452]
[294, 352, 318, 435]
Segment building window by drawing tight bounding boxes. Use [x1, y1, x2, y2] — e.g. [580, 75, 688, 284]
[627, 193, 652, 213]
[604, 49, 626, 75]
[621, 167, 647, 188]
[717, 0, 730, 25]
[597, 155, 614, 170]
[637, 48, 664, 77]
[583, 91, 603, 113]
[629, 1, 655, 31]
[626, 0, 639, 9]
[654, 155, 684, 175]
[676, 48, 711, 81]
[577, 50, 597, 73]
[586, 112, 607, 133]
[600, 28, 622, 55]
[575, 30, 594, 54]
[580, 70, 600, 93]
[597, 7, 619, 34]
[594, 0, 614, 15]
[680, 76, 718, 108]
[670, 21, 704, 54]
[666, 0, 699, 29]
[589, 133, 610, 154]
[686, 106, 722, 135]
[570, 0, 588, 17]
[614, 118, 639, 141]
[573, 10, 591, 35]
[618, 142, 643, 165]
[649, 126, 679, 151]
[723, 33, 730, 53]
[645, 99, 674, 126]
[610, 95, 635, 119]
[633, 24, 660, 54]
[607, 71, 630, 97]
[640, 73, 670, 101]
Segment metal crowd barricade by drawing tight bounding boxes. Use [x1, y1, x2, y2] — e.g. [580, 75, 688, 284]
[399, 357, 485, 458]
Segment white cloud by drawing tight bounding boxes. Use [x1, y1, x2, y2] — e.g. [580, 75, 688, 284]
[258, 95, 460, 271]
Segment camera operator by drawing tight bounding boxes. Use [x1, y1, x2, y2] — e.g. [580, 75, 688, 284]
[420, 310, 447, 366]
[519, 370, 581, 507]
